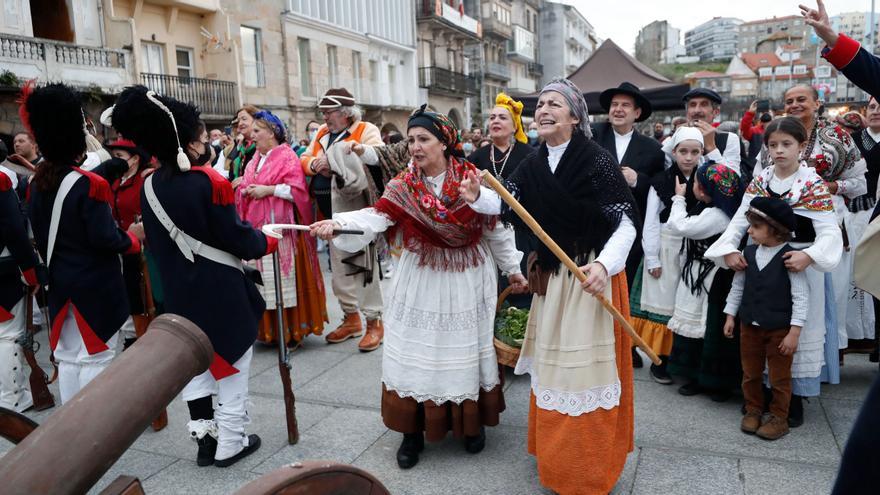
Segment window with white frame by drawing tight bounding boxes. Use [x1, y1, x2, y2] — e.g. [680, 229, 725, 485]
[241, 26, 265, 87]
[298, 38, 312, 97]
[176, 47, 194, 79]
[327, 45, 338, 87]
[352, 51, 362, 98]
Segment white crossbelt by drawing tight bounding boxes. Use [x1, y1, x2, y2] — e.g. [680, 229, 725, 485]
[46, 170, 83, 268]
[143, 174, 243, 273]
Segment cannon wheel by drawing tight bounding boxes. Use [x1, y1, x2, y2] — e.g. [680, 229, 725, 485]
[233, 460, 391, 495]
[0, 407, 39, 445]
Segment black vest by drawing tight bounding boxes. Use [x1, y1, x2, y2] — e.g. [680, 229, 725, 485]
[739, 244, 795, 330]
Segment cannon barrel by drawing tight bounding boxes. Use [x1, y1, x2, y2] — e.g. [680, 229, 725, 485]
[0, 314, 213, 495]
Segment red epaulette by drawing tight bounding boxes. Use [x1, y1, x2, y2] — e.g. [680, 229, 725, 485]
[74, 167, 113, 203]
[0, 173, 11, 192]
[190, 166, 234, 206]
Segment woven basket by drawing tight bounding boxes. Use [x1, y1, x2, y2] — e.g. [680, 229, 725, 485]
[494, 286, 522, 368]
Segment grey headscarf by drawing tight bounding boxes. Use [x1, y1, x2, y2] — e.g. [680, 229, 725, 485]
[539, 77, 592, 139]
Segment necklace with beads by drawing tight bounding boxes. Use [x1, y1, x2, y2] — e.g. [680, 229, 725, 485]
[489, 143, 513, 178]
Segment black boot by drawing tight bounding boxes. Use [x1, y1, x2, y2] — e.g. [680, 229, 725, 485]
[464, 426, 486, 454]
[678, 381, 703, 396]
[788, 395, 804, 428]
[396, 432, 424, 469]
[631, 347, 644, 368]
[195, 435, 217, 467]
[215, 434, 262, 468]
[649, 357, 673, 385]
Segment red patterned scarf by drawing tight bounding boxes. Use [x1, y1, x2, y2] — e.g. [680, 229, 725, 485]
[374, 156, 494, 271]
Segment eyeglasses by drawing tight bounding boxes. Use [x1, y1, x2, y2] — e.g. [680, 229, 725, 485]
[320, 109, 340, 117]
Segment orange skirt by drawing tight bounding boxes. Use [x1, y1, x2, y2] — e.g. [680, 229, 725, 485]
[256, 233, 328, 345]
[527, 273, 635, 495]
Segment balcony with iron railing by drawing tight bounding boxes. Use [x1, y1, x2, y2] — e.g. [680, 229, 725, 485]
[483, 17, 512, 39]
[0, 33, 132, 91]
[484, 62, 511, 81]
[416, 0, 482, 39]
[141, 73, 237, 119]
[527, 62, 543, 76]
[418, 66, 478, 96]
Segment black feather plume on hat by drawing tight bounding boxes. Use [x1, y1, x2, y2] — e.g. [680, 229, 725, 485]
[111, 85, 201, 164]
[22, 83, 87, 164]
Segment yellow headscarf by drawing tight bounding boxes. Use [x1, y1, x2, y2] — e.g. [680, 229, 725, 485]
[494, 92, 527, 144]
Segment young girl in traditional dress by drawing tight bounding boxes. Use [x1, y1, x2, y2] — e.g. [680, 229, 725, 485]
[631, 127, 703, 384]
[312, 106, 526, 470]
[666, 161, 744, 402]
[707, 116, 843, 427]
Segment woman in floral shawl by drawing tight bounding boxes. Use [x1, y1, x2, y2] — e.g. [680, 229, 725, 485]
[236, 111, 327, 346]
[311, 105, 526, 469]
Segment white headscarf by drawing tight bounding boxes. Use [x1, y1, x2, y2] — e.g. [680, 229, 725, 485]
[670, 126, 704, 150]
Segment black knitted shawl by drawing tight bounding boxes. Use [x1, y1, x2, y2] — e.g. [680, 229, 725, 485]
[502, 130, 638, 273]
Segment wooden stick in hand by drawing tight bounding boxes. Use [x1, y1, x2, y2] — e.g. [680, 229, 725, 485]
[479, 170, 661, 366]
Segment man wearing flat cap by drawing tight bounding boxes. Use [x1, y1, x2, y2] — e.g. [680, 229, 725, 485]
[300, 88, 386, 352]
[663, 88, 742, 176]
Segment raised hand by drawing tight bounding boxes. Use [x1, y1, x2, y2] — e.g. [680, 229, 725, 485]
[459, 169, 481, 203]
[674, 176, 687, 197]
[800, 1, 838, 47]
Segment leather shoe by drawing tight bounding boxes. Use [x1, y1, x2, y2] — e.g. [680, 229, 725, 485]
[325, 313, 363, 343]
[214, 434, 261, 468]
[631, 347, 643, 368]
[464, 426, 486, 454]
[678, 381, 703, 396]
[359, 319, 384, 352]
[195, 435, 217, 467]
[397, 432, 424, 469]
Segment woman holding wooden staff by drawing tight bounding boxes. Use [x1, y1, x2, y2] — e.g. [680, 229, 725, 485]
[461, 77, 638, 495]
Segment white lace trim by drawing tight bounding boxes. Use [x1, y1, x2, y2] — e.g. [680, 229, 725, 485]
[187, 419, 218, 441]
[384, 381, 500, 406]
[516, 357, 621, 416]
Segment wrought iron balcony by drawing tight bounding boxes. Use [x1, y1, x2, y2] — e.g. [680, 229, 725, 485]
[483, 18, 512, 39]
[141, 73, 237, 119]
[485, 62, 511, 81]
[527, 62, 543, 76]
[418, 66, 478, 96]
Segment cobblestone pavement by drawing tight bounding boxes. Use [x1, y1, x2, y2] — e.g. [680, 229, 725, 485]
[2, 259, 875, 494]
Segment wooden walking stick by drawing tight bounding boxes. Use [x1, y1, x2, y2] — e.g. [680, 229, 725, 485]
[479, 170, 662, 366]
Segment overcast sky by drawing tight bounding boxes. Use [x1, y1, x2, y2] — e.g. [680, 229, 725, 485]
[560, 0, 879, 53]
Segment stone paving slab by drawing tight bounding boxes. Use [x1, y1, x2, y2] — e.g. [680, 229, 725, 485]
[248, 347, 351, 395]
[87, 449, 178, 495]
[738, 458, 837, 495]
[632, 379, 842, 467]
[252, 406, 388, 473]
[630, 447, 743, 495]
[296, 349, 385, 409]
[352, 424, 543, 495]
[140, 459, 260, 494]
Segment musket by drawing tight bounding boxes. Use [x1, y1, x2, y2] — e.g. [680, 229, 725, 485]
[266, 211, 299, 444]
[17, 287, 55, 411]
[131, 214, 168, 431]
[479, 170, 662, 366]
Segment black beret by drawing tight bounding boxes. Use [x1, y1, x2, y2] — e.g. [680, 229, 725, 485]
[748, 196, 796, 233]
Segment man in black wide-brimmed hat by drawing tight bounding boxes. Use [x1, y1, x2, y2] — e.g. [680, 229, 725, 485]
[592, 81, 666, 369]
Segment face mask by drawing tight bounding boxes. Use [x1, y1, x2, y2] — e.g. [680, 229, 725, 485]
[462, 142, 474, 154]
[193, 143, 213, 166]
[308, 130, 318, 142]
[211, 139, 221, 147]
[527, 130, 538, 139]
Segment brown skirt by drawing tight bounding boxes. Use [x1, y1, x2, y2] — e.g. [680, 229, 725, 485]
[256, 231, 328, 345]
[381, 373, 506, 442]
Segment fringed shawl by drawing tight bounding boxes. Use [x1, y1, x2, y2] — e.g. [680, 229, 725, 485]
[373, 156, 495, 271]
